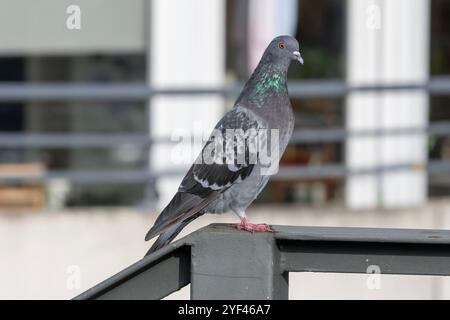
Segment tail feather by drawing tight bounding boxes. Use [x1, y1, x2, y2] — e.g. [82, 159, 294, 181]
[145, 212, 203, 256]
[145, 224, 183, 255]
[145, 191, 218, 241]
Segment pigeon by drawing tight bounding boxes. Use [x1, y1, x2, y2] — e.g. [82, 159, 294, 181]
[145, 35, 303, 254]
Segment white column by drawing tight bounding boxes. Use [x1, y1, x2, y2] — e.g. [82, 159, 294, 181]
[148, 0, 225, 208]
[346, 0, 430, 209]
[247, 0, 298, 71]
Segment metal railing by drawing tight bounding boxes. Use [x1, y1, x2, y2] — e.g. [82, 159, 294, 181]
[74, 224, 450, 300]
[1, 78, 450, 185]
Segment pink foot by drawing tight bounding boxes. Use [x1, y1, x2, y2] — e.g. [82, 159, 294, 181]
[233, 218, 273, 233]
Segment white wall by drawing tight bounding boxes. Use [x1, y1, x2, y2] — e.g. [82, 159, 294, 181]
[0, 0, 145, 55]
[1, 202, 450, 299]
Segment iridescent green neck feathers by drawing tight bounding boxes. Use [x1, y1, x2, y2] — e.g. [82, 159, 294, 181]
[239, 57, 289, 107]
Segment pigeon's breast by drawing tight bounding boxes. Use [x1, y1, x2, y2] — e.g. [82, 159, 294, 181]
[261, 97, 295, 154]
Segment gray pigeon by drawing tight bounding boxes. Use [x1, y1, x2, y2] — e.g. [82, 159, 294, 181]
[145, 35, 303, 254]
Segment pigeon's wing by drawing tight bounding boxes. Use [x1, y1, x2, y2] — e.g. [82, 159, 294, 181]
[145, 107, 262, 241]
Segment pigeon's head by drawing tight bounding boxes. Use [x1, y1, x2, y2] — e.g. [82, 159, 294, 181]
[266, 35, 303, 65]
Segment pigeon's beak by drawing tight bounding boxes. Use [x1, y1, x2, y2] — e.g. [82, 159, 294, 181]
[293, 51, 304, 65]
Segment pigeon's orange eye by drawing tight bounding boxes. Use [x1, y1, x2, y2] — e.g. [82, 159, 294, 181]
[278, 42, 285, 49]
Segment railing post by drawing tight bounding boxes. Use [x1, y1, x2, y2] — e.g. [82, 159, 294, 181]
[190, 225, 288, 300]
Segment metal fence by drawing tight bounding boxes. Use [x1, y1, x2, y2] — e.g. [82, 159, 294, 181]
[74, 223, 450, 300]
[0, 78, 449, 187]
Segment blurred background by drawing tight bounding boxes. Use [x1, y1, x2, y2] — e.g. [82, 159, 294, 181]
[1, 0, 450, 299]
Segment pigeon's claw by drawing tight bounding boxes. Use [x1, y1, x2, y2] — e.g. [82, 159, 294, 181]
[234, 217, 273, 233]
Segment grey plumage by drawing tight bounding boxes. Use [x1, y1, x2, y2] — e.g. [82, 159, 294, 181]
[145, 35, 303, 255]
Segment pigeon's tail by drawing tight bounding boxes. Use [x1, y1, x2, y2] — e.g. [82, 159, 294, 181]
[145, 212, 203, 256]
[144, 191, 214, 255]
[145, 224, 183, 255]
[145, 191, 218, 242]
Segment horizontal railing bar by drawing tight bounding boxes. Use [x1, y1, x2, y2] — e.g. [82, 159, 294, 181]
[0, 133, 149, 147]
[291, 121, 450, 143]
[273, 225, 450, 243]
[0, 133, 175, 147]
[275, 226, 450, 276]
[0, 169, 181, 183]
[1, 121, 449, 147]
[275, 161, 448, 180]
[281, 241, 450, 276]
[0, 83, 239, 101]
[0, 161, 447, 183]
[2, 76, 450, 101]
